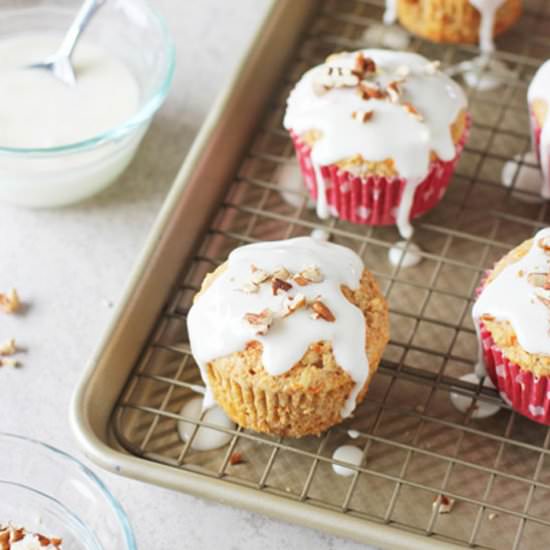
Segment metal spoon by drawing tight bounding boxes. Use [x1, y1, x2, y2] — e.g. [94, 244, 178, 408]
[27, 0, 107, 86]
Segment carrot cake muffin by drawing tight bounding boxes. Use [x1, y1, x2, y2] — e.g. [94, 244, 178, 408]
[384, 0, 522, 52]
[473, 228, 550, 424]
[187, 237, 389, 437]
[283, 49, 469, 239]
[528, 60, 550, 199]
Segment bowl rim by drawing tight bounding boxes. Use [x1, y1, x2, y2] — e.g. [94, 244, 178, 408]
[0, 0, 176, 156]
[0, 432, 137, 550]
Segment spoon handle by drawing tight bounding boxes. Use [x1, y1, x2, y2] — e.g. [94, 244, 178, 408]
[58, 0, 107, 60]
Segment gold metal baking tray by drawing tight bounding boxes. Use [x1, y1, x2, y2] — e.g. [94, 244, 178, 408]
[71, 1, 550, 548]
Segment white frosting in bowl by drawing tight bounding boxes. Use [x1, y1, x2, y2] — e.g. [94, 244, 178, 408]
[473, 228, 550, 356]
[187, 237, 369, 417]
[283, 49, 467, 236]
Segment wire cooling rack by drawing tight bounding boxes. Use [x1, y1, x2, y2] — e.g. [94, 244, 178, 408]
[112, 1, 550, 548]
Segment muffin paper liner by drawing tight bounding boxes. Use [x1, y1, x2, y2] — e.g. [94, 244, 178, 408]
[478, 321, 550, 426]
[289, 123, 468, 227]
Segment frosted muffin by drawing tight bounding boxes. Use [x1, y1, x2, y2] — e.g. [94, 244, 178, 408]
[384, 0, 522, 52]
[473, 228, 550, 424]
[283, 49, 469, 239]
[528, 60, 550, 199]
[187, 237, 389, 438]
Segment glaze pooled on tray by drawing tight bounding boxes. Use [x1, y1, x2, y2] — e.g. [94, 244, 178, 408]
[473, 228, 550, 356]
[283, 49, 467, 238]
[187, 237, 368, 417]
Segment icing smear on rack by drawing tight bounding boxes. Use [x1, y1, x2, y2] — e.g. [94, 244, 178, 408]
[187, 237, 368, 417]
[283, 50, 467, 239]
[383, 0, 504, 52]
[473, 228, 550, 356]
[528, 60, 550, 199]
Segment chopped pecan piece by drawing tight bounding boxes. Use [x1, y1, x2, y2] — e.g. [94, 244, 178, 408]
[310, 300, 336, 322]
[244, 308, 274, 335]
[272, 266, 290, 281]
[352, 52, 376, 78]
[352, 110, 374, 123]
[386, 80, 401, 103]
[272, 277, 292, 295]
[0, 288, 20, 314]
[0, 339, 16, 356]
[358, 81, 386, 100]
[250, 265, 270, 285]
[282, 293, 307, 317]
[403, 102, 423, 121]
[538, 236, 550, 253]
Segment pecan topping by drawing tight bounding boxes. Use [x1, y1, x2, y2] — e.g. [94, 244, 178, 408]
[538, 237, 550, 253]
[272, 266, 290, 281]
[352, 52, 376, 78]
[403, 102, 423, 121]
[386, 80, 401, 104]
[240, 282, 259, 294]
[250, 265, 270, 285]
[293, 275, 310, 286]
[0, 358, 18, 368]
[244, 308, 274, 335]
[352, 110, 374, 123]
[527, 272, 547, 288]
[310, 300, 336, 322]
[0, 288, 20, 314]
[272, 277, 292, 295]
[358, 81, 386, 100]
[0, 339, 16, 356]
[282, 293, 307, 317]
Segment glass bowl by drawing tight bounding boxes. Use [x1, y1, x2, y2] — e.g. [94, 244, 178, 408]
[0, 0, 175, 208]
[0, 433, 136, 550]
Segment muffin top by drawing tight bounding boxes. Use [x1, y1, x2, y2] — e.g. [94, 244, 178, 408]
[283, 49, 467, 181]
[474, 228, 550, 360]
[187, 237, 369, 416]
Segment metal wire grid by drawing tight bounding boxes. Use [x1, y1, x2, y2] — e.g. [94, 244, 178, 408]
[113, 1, 550, 548]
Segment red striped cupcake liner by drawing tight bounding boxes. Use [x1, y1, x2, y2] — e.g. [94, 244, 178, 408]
[478, 321, 550, 425]
[288, 121, 469, 227]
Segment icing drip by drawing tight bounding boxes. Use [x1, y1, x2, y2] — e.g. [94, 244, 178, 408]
[469, 0, 505, 53]
[528, 60, 550, 199]
[383, 0, 398, 24]
[187, 237, 369, 417]
[473, 228, 550, 357]
[332, 445, 364, 476]
[283, 50, 467, 238]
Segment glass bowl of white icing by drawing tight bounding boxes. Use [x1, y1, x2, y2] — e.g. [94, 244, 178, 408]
[0, 0, 175, 207]
[0, 433, 136, 549]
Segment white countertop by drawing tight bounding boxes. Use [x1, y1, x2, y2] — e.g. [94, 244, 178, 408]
[0, 1, 374, 549]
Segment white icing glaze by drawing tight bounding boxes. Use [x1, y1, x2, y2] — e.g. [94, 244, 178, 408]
[347, 429, 361, 439]
[332, 445, 364, 476]
[363, 24, 411, 51]
[528, 60, 550, 199]
[187, 237, 368, 417]
[388, 240, 423, 268]
[311, 228, 330, 241]
[449, 373, 501, 418]
[283, 50, 467, 238]
[275, 161, 314, 209]
[460, 57, 515, 91]
[383, 0, 398, 24]
[177, 396, 235, 451]
[473, 228, 550, 356]
[501, 152, 543, 203]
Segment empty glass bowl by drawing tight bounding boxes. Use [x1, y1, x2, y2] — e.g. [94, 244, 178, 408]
[0, 433, 136, 550]
[0, 0, 175, 207]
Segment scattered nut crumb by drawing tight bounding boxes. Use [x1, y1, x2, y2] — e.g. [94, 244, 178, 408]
[0, 339, 16, 356]
[432, 494, 455, 514]
[229, 451, 244, 465]
[240, 281, 259, 294]
[272, 266, 290, 281]
[0, 357, 18, 368]
[488, 512, 498, 520]
[403, 102, 423, 121]
[250, 266, 270, 285]
[0, 288, 21, 314]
